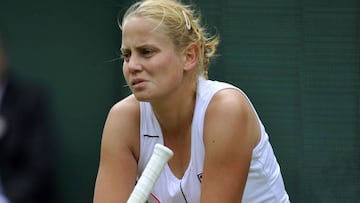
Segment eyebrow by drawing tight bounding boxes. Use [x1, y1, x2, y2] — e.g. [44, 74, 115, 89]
[121, 44, 158, 52]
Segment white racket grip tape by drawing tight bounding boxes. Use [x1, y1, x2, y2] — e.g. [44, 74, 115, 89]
[127, 144, 173, 203]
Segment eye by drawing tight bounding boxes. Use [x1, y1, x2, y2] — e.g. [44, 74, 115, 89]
[141, 48, 155, 57]
[120, 51, 131, 62]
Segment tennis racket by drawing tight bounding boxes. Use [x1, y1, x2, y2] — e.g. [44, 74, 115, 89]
[127, 143, 173, 203]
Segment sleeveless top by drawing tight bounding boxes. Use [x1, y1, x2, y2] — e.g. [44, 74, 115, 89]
[138, 77, 290, 203]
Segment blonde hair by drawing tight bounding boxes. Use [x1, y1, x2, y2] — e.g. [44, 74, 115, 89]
[119, 0, 219, 78]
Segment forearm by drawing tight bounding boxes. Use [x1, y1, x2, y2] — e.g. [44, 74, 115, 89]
[93, 164, 137, 203]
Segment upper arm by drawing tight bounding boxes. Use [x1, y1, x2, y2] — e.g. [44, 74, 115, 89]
[201, 89, 260, 203]
[93, 96, 140, 203]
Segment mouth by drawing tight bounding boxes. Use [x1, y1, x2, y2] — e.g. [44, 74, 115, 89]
[131, 78, 145, 85]
[131, 78, 147, 88]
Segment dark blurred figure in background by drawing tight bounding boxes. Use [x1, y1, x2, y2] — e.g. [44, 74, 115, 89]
[0, 26, 58, 203]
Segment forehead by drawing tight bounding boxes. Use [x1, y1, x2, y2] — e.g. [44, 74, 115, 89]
[121, 16, 174, 49]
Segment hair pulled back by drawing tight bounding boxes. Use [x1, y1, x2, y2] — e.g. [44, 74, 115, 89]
[120, 0, 219, 78]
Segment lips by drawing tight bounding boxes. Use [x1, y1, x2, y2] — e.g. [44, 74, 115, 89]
[131, 78, 146, 86]
[130, 78, 148, 89]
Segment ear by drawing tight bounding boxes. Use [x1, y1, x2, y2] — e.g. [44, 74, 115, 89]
[183, 43, 200, 71]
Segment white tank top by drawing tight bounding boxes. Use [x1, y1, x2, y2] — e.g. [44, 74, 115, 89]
[138, 77, 290, 203]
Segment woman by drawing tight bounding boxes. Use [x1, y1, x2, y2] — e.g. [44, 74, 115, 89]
[94, 0, 290, 202]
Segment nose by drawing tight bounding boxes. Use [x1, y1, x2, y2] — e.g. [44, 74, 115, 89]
[126, 55, 142, 73]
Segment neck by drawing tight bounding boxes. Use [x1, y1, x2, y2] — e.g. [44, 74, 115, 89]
[151, 78, 197, 137]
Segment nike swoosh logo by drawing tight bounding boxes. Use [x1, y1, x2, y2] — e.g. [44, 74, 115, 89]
[143, 134, 159, 138]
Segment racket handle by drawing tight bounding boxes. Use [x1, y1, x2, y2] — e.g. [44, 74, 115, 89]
[127, 144, 173, 203]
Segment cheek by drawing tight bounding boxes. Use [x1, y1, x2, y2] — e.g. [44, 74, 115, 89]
[162, 59, 184, 83]
[122, 64, 129, 80]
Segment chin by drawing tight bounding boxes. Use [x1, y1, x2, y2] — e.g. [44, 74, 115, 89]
[133, 93, 151, 102]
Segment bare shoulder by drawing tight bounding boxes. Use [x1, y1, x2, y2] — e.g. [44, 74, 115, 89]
[207, 88, 251, 112]
[102, 94, 140, 159]
[204, 88, 260, 149]
[94, 95, 140, 202]
[109, 94, 140, 118]
[206, 88, 254, 125]
[105, 95, 140, 134]
[201, 88, 261, 201]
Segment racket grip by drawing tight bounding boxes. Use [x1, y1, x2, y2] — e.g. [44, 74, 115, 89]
[127, 144, 173, 203]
